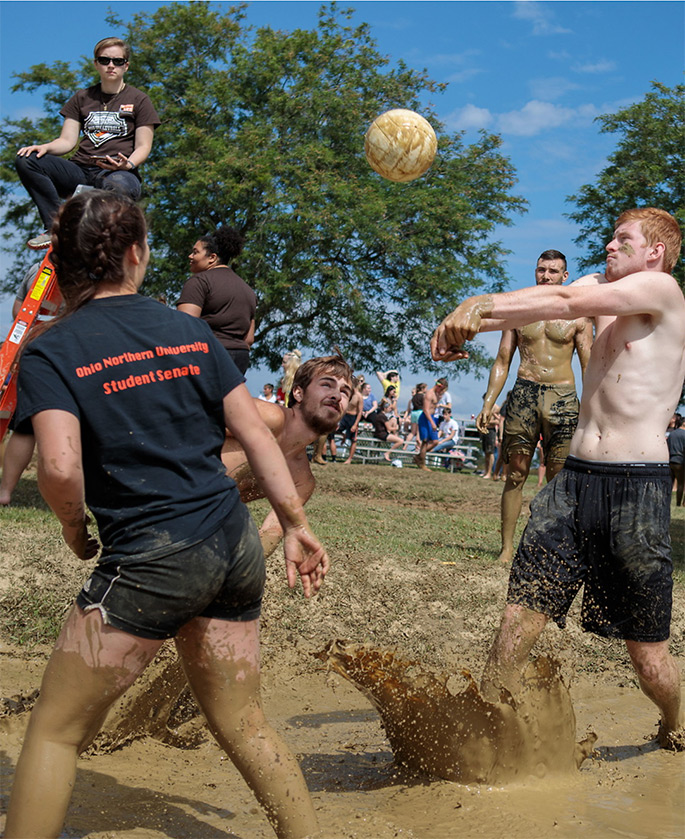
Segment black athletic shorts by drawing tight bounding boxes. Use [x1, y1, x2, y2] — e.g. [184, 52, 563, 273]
[508, 456, 673, 642]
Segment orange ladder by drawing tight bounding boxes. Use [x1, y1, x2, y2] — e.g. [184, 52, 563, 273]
[0, 250, 62, 441]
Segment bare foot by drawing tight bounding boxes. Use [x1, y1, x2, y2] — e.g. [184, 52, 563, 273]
[312, 457, 326, 465]
[384, 452, 392, 461]
[498, 546, 514, 564]
[0, 489, 11, 506]
[342, 459, 352, 465]
[657, 722, 685, 751]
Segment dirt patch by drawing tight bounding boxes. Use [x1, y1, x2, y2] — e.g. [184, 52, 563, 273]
[1, 466, 683, 838]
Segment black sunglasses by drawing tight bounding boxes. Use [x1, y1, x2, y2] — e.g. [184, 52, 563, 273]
[96, 56, 127, 66]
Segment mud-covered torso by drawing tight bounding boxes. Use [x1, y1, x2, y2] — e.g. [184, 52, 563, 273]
[516, 319, 580, 386]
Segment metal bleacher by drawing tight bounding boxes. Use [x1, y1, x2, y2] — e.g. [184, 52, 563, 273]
[315, 417, 482, 471]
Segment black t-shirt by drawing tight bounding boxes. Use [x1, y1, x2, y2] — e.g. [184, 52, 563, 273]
[16, 295, 243, 561]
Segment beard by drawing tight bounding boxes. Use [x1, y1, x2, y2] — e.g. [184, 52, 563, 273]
[300, 401, 342, 436]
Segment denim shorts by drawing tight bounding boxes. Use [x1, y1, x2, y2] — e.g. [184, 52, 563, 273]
[77, 502, 265, 639]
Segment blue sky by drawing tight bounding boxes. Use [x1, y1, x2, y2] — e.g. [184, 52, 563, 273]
[1, 0, 683, 415]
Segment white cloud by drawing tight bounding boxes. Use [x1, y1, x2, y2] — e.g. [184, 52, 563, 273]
[446, 104, 494, 131]
[496, 100, 599, 136]
[498, 100, 574, 136]
[574, 60, 617, 74]
[513, 1, 572, 36]
[529, 76, 580, 101]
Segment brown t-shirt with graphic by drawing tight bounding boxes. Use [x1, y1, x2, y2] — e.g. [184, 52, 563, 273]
[61, 84, 161, 167]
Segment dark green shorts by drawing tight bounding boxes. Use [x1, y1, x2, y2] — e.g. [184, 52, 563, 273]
[502, 377, 579, 465]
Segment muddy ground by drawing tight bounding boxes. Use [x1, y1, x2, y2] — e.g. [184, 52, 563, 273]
[1, 464, 683, 838]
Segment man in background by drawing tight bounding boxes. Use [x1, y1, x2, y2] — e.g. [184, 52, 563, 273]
[476, 250, 593, 562]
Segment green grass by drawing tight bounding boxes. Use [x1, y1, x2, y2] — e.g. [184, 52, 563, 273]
[1, 464, 683, 675]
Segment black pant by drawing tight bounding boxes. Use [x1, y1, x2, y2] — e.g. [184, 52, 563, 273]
[15, 153, 142, 228]
[227, 348, 251, 375]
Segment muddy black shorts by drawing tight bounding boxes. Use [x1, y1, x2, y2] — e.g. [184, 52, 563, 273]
[507, 456, 673, 642]
[502, 378, 579, 465]
[76, 502, 265, 640]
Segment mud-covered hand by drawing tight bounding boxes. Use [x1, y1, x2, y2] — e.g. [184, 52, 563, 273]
[476, 409, 491, 435]
[430, 299, 487, 362]
[283, 524, 330, 598]
[62, 515, 100, 561]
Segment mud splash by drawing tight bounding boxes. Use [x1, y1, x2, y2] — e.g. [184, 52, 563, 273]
[317, 640, 596, 784]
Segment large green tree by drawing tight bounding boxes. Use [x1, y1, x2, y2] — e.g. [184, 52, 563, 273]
[0, 2, 526, 372]
[566, 81, 684, 288]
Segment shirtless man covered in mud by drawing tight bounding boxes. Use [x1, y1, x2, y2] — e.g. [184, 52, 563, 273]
[223, 353, 353, 557]
[477, 250, 593, 563]
[431, 207, 685, 749]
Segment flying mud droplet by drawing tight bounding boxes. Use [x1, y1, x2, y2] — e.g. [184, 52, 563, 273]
[317, 640, 597, 784]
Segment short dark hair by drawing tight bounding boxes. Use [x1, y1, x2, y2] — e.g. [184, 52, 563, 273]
[538, 249, 567, 269]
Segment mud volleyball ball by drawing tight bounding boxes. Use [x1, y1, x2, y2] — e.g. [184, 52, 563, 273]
[364, 109, 437, 182]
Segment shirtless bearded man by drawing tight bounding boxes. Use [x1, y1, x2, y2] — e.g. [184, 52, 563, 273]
[223, 353, 353, 556]
[478, 250, 593, 563]
[431, 207, 685, 749]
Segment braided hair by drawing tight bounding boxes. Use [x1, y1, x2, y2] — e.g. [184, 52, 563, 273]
[49, 190, 147, 315]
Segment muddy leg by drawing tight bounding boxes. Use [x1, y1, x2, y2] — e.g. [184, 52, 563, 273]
[498, 452, 532, 563]
[625, 639, 684, 749]
[176, 616, 318, 839]
[4, 607, 163, 838]
[480, 603, 549, 702]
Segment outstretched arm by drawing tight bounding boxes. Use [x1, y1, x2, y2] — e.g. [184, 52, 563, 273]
[431, 271, 677, 360]
[259, 459, 315, 558]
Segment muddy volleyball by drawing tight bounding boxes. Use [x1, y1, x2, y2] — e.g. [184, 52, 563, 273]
[364, 108, 437, 182]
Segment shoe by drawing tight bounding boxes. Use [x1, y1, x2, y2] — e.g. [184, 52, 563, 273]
[27, 232, 51, 249]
